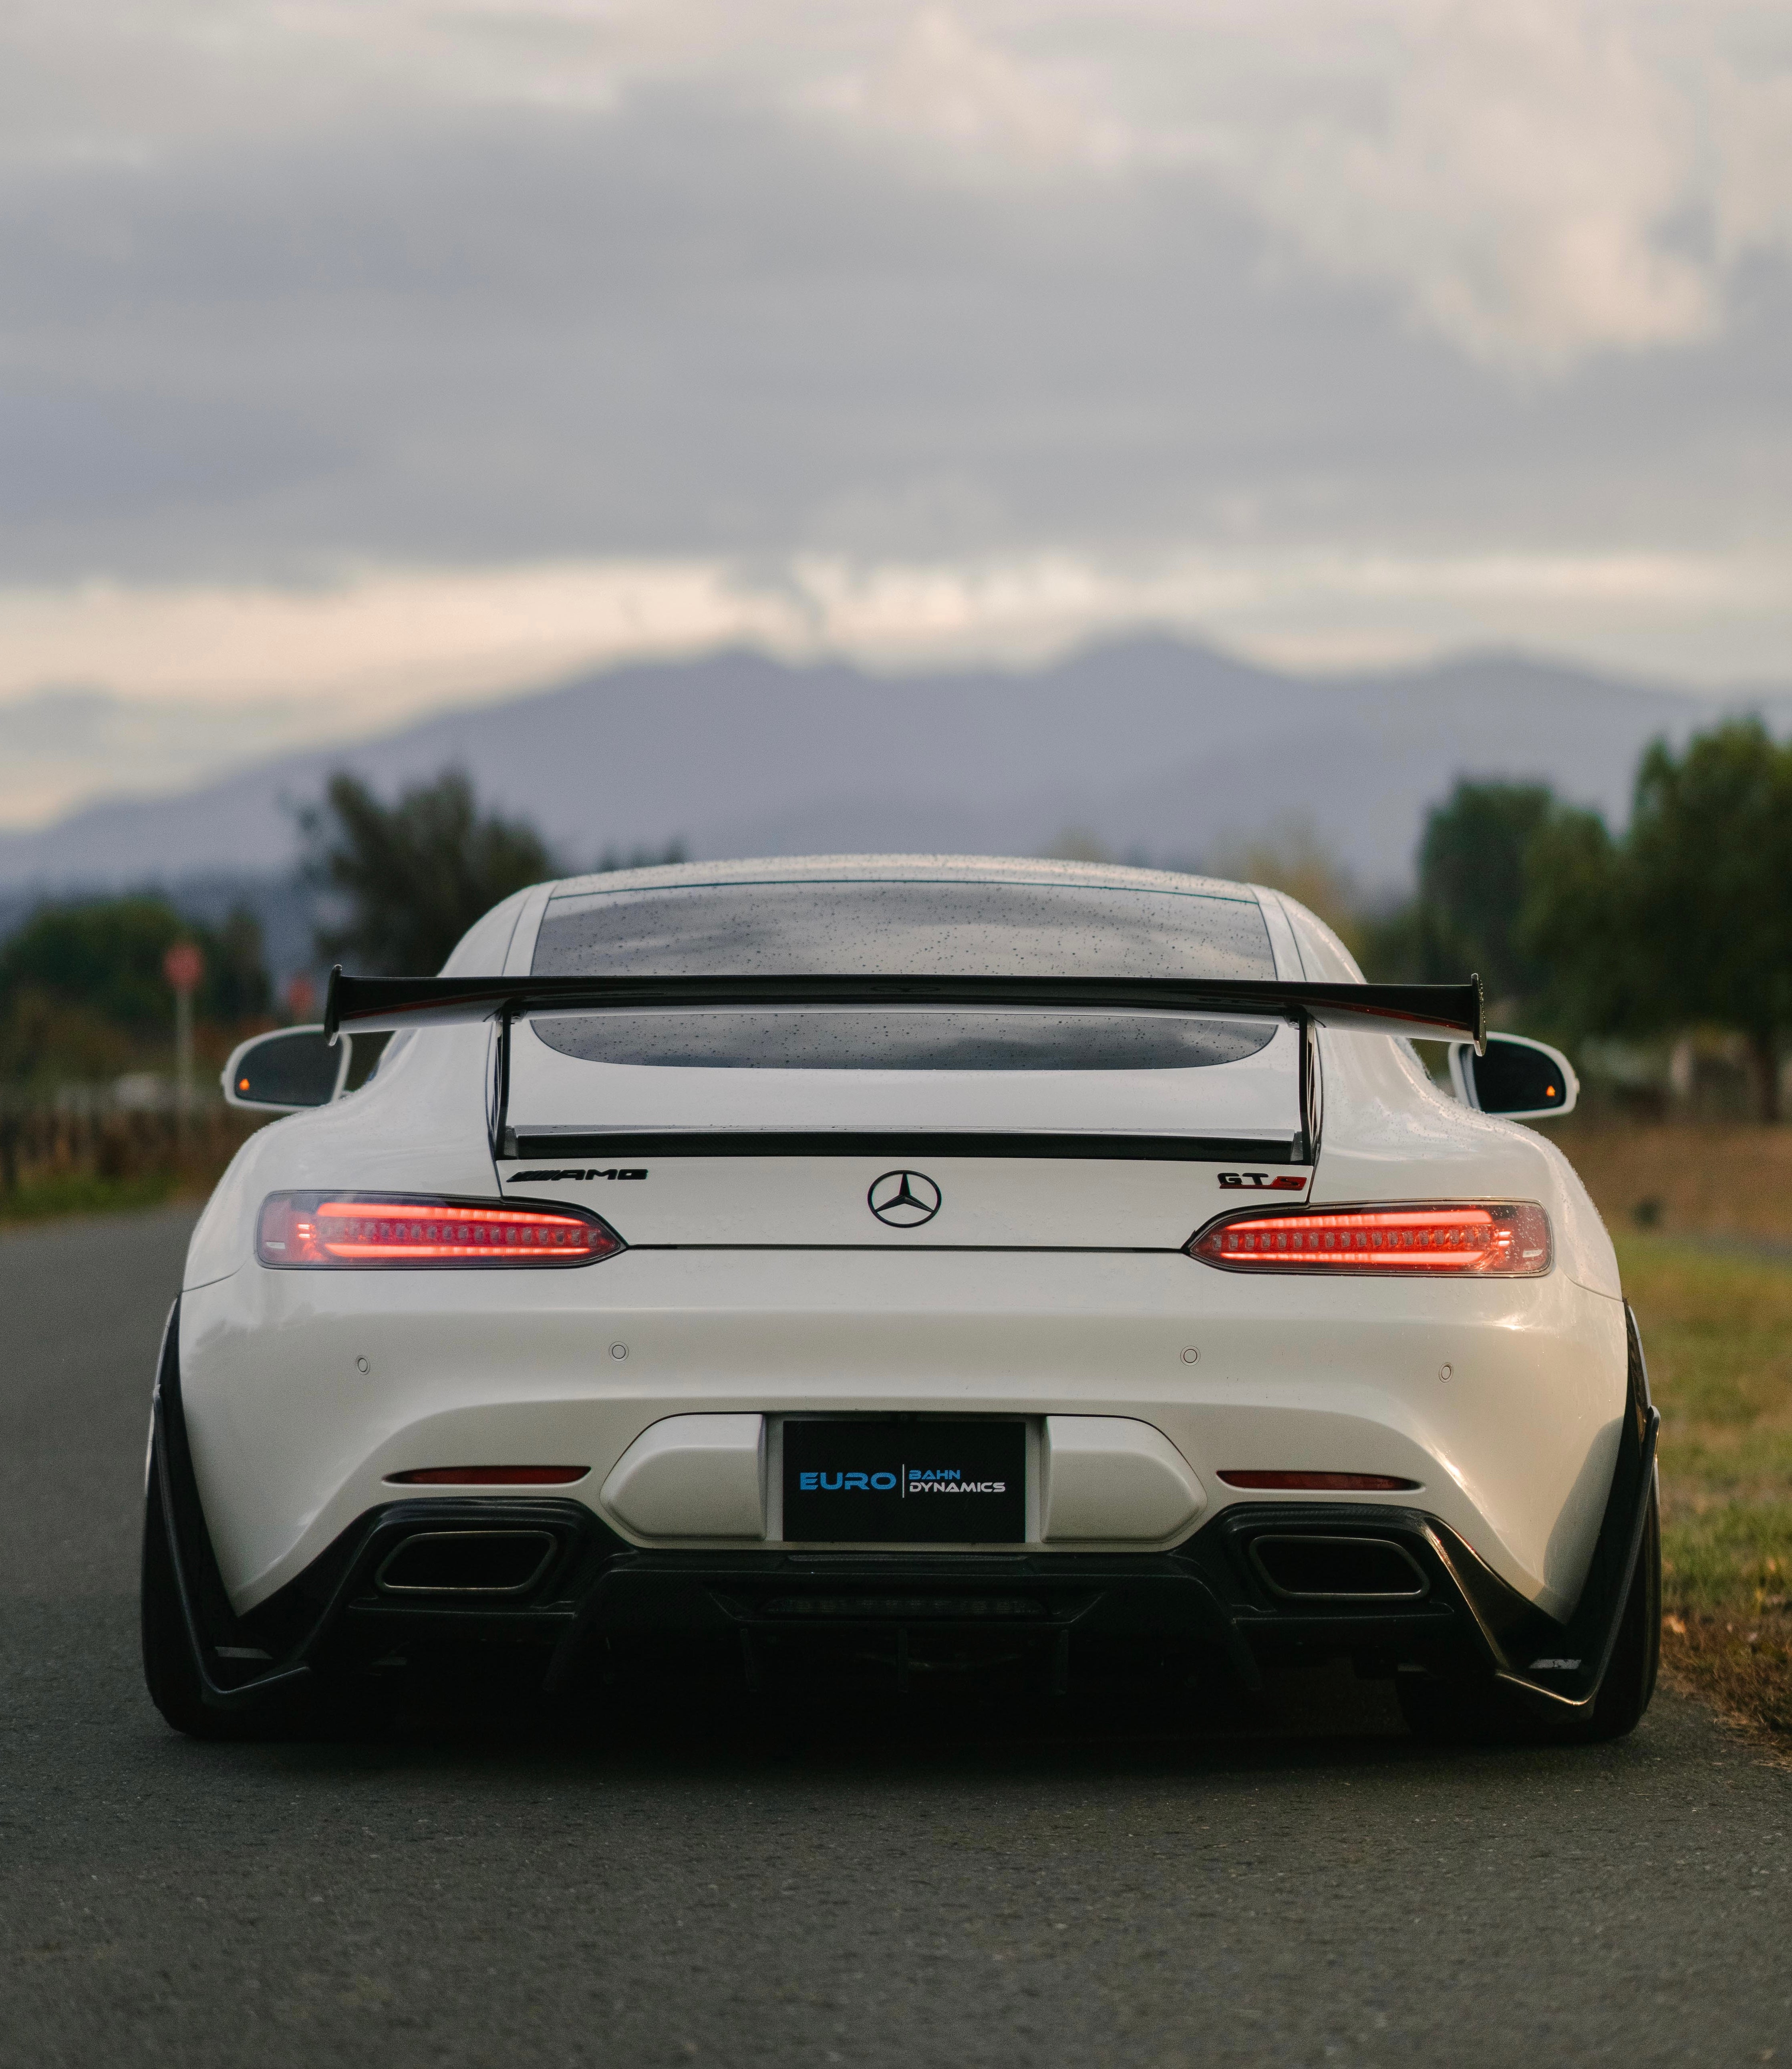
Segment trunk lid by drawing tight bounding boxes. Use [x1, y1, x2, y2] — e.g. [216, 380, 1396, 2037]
[499, 1011, 1308, 1248]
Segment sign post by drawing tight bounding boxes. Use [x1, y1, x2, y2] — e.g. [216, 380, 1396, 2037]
[163, 942, 205, 1142]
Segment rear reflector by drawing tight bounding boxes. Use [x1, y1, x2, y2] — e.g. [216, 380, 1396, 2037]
[258, 1192, 620, 1268]
[1189, 1201, 1550, 1275]
[386, 1466, 590, 1486]
[1218, 1470, 1420, 1491]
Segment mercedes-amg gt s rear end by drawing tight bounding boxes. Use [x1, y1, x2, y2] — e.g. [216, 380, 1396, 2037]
[146, 858, 1657, 1743]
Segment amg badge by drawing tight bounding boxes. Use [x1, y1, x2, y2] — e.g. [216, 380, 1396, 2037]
[508, 1168, 648, 1182]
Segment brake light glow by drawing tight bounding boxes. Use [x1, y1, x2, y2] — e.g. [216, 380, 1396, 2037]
[257, 1192, 620, 1268]
[386, 1466, 590, 1485]
[1189, 1201, 1550, 1275]
[1217, 1471, 1420, 1491]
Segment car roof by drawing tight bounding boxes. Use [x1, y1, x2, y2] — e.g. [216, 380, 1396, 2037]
[544, 853, 1257, 901]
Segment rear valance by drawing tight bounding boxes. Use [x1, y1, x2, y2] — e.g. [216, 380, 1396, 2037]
[324, 969, 1486, 1050]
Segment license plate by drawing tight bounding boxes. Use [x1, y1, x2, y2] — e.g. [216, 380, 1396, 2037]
[781, 1419, 1027, 1545]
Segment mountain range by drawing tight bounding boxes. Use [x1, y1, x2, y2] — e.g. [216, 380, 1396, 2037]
[2, 638, 1786, 922]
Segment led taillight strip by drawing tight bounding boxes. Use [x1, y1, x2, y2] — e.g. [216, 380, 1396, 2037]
[314, 1201, 602, 1260]
[1189, 1202, 1550, 1276]
[258, 1192, 621, 1267]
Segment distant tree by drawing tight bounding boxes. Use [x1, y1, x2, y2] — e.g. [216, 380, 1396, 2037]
[302, 768, 562, 975]
[1361, 781, 1557, 1005]
[0, 894, 270, 1086]
[593, 840, 688, 875]
[1513, 804, 1629, 1034]
[0, 896, 268, 1032]
[208, 907, 274, 1022]
[1045, 829, 1118, 866]
[1211, 819, 1366, 960]
[1, 896, 192, 1033]
[1526, 720, 1792, 1120]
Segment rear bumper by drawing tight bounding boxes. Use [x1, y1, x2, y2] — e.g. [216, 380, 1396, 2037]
[154, 1299, 1657, 1723]
[178, 1247, 1629, 1618]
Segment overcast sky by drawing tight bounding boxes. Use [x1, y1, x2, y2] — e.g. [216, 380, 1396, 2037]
[3, 0, 1790, 826]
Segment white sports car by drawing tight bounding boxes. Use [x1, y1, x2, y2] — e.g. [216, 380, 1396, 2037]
[145, 856, 1658, 1742]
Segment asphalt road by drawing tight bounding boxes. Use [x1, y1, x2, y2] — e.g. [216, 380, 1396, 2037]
[3, 1205, 1790, 2069]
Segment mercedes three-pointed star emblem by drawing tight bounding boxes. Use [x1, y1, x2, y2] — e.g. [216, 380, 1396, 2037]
[867, 1169, 942, 1227]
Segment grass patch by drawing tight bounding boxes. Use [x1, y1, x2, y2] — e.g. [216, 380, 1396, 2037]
[1554, 1123, 1792, 1244]
[1616, 1232, 1792, 1746]
[0, 1168, 183, 1227]
[1659, 1499, 1792, 1618]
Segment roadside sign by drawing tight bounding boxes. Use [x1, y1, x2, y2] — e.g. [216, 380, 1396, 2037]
[163, 942, 205, 993]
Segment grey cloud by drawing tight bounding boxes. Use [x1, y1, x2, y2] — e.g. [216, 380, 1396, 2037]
[0, 682, 325, 826]
[0, 84, 1786, 584]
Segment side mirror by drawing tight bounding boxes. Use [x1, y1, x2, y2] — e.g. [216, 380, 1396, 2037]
[221, 1025, 351, 1113]
[1448, 1032, 1578, 1121]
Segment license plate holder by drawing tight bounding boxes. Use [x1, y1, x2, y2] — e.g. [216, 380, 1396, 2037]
[781, 1419, 1027, 1545]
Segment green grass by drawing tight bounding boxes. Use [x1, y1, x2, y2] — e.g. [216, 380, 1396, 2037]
[0, 1169, 183, 1227]
[1616, 1233, 1792, 1738]
[1658, 1501, 1792, 1619]
[1618, 1236, 1792, 1425]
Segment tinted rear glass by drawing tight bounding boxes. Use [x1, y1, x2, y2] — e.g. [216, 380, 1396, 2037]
[532, 878, 1273, 981]
[530, 1007, 1276, 1071]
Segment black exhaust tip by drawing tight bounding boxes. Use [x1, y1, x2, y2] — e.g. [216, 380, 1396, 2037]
[1249, 1534, 1429, 1602]
[375, 1529, 557, 1596]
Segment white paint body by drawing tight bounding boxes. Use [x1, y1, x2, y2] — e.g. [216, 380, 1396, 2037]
[176, 857, 1626, 1623]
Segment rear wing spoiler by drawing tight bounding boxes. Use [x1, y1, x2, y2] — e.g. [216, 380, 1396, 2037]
[325, 969, 1486, 1050]
[327, 966, 1483, 1164]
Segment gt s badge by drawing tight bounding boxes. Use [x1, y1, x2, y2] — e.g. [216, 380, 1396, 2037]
[1218, 1171, 1307, 1190]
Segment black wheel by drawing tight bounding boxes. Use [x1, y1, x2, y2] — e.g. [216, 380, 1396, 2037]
[1397, 1486, 1661, 1747]
[141, 1460, 315, 1741]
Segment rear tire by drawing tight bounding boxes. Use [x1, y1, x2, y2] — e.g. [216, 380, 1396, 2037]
[1397, 1486, 1660, 1747]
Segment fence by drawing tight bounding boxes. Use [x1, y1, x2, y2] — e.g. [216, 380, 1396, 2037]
[0, 1092, 267, 1206]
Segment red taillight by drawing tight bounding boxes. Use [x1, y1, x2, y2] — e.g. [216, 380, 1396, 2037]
[386, 1466, 590, 1485]
[1217, 1471, 1420, 1491]
[257, 1192, 621, 1268]
[1188, 1201, 1550, 1275]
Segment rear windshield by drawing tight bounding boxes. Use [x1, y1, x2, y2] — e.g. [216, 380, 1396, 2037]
[528, 878, 1277, 1072]
[532, 878, 1273, 980]
[530, 1007, 1275, 1071]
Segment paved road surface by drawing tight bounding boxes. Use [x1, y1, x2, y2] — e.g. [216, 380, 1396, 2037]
[3, 1206, 1789, 2067]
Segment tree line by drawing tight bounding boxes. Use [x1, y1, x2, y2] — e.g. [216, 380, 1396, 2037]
[2, 727, 1788, 1117]
[1352, 718, 1792, 1120]
[0, 770, 682, 1091]
[0, 900, 269, 1093]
